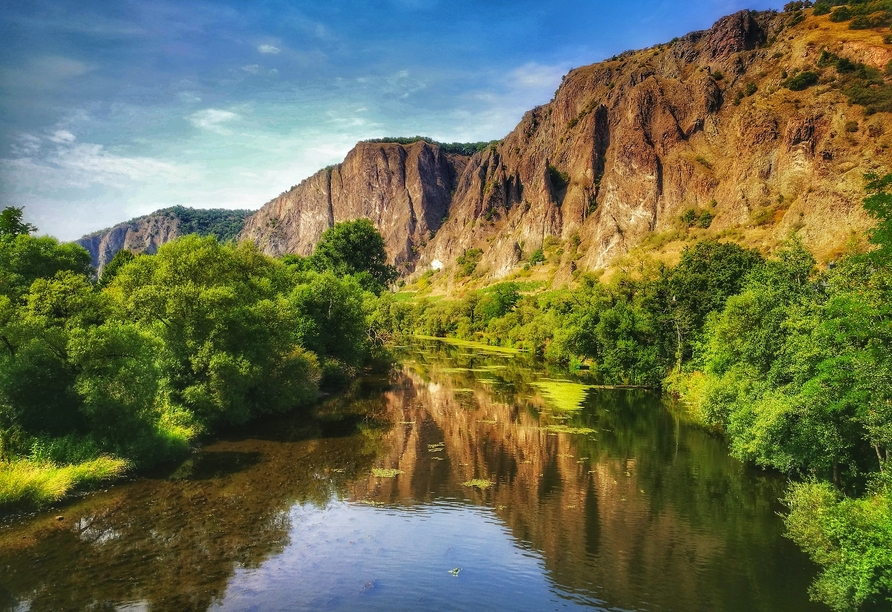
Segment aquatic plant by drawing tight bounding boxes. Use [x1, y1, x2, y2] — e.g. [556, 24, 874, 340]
[543, 424, 596, 435]
[371, 468, 403, 478]
[461, 478, 494, 489]
[531, 380, 593, 411]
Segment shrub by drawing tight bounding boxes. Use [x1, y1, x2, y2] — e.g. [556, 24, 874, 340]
[745, 82, 758, 96]
[829, 6, 852, 21]
[698, 210, 715, 228]
[784, 71, 820, 90]
[547, 165, 570, 191]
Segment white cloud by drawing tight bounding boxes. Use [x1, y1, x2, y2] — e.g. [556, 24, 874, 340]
[188, 108, 240, 135]
[242, 64, 262, 74]
[257, 44, 280, 54]
[48, 129, 76, 144]
[508, 62, 568, 91]
[10, 133, 41, 156]
[1, 141, 192, 191]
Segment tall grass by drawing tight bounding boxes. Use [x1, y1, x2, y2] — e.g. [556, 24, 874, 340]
[0, 457, 128, 509]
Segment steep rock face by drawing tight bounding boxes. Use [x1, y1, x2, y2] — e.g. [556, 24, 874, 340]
[417, 9, 890, 281]
[78, 215, 182, 272]
[239, 141, 464, 270]
[84, 9, 892, 282]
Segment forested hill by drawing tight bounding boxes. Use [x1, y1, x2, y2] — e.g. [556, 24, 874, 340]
[77, 206, 253, 270]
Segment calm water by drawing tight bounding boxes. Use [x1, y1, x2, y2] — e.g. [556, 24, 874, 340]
[0, 341, 822, 612]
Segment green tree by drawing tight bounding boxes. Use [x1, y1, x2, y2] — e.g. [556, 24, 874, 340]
[310, 219, 397, 293]
[863, 172, 892, 261]
[98, 249, 136, 289]
[0, 207, 37, 240]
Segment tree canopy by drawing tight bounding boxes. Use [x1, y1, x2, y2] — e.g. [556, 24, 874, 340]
[309, 218, 398, 294]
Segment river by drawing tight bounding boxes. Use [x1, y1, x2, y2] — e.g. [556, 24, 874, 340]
[0, 339, 821, 611]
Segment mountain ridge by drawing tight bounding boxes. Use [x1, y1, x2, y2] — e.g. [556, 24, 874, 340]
[78, 7, 892, 284]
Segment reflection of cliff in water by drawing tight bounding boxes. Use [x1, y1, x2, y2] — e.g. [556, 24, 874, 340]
[0, 345, 819, 612]
[352, 348, 819, 612]
[0, 387, 392, 612]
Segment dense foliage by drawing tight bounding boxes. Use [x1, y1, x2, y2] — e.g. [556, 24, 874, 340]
[163, 206, 253, 242]
[89, 206, 252, 244]
[305, 218, 398, 294]
[378, 239, 762, 387]
[0, 217, 389, 508]
[361, 136, 499, 156]
[372, 175, 892, 610]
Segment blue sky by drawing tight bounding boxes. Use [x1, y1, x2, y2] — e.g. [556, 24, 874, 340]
[0, 0, 781, 240]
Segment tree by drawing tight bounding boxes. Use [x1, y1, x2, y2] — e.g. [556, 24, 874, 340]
[0, 207, 37, 240]
[98, 249, 136, 289]
[668, 240, 763, 364]
[309, 219, 397, 293]
[863, 172, 892, 262]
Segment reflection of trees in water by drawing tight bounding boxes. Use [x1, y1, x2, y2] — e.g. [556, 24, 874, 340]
[0, 389, 390, 612]
[358, 344, 819, 612]
[0, 346, 818, 612]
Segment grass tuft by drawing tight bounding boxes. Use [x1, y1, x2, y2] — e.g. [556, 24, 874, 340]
[0, 457, 128, 509]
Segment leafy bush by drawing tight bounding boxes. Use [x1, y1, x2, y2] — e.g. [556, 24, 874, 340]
[547, 165, 570, 191]
[829, 6, 852, 20]
[455, 248, 483, 277]
[783, 70, 820, 90]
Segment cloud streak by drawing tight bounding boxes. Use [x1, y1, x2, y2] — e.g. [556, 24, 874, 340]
[188, 109, 240, 134]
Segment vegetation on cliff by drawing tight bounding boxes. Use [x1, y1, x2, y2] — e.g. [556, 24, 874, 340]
[0, 215, 390, 510]
[361, 136, 499, 157]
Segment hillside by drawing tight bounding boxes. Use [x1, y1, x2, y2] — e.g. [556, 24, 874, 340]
[237, 7, 891, 288]
[77, 206, 252, 270]
[77, 8, 892, 285]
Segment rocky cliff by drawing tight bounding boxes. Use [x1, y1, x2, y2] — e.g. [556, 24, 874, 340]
[78, 206, 252, 270]
[80, 8, 892, 283]
[418, 8, 891, 283]
[239, 140, 466, 271]
[238, 8, 891, 284]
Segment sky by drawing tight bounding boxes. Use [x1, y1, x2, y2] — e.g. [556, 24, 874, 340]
[0, 0, 782, 241]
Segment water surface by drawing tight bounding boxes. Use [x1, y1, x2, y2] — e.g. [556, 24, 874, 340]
[0, 341, 821, 611]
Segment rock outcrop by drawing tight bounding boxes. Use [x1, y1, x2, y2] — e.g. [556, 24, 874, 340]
[234, 8, 890, 283]
[81, 9, 892, 283]
[239, 140, 465, 271]
[77, 207, 252, 271]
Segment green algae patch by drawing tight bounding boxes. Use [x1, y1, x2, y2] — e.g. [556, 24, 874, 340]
[371, 468, 403, 478]
[531, 380, 593, 412]
[462, 478, 494, 489]
[543, 424, 597, 435]
[413, 335, 521, 355]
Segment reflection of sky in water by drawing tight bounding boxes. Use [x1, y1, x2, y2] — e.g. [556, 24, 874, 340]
[0, 342, 822, 612]
[213, 501, 606, 612]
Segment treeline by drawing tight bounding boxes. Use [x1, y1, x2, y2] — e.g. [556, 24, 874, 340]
[361, 136, 499, 156]
[372, 174, 892, 610]
[0, 214, 394, 509]
[163, 206, 253, 243]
